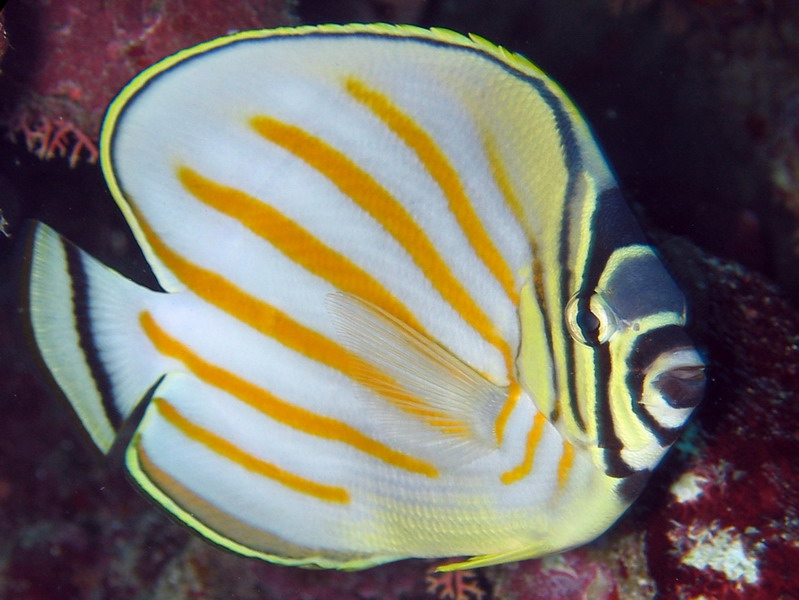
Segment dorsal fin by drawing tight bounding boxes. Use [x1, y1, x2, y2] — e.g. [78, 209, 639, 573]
[326, 292, 506, 466]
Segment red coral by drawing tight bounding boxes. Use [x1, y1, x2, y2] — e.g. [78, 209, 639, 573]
[644, 251, 799, 599]
[490, 552, 621, 600]
[300, 0, 427, 23]
[0, 0, 295, 165]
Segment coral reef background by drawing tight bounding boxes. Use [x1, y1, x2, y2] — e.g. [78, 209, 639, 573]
[1, 0, 798, 598]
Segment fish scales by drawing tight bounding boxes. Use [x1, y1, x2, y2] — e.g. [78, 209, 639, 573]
[24, 23, 705, 571]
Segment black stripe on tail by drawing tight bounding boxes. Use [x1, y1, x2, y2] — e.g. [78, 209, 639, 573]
[64, 243, 123, 429]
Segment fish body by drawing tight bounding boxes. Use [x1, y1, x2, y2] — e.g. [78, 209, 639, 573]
[25, 24, 705, 570]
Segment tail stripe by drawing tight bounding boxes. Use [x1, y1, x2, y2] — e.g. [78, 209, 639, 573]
[63, 242, 123, 429]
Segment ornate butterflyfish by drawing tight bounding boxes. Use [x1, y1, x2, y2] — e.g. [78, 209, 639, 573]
[24, 23, 706, 570]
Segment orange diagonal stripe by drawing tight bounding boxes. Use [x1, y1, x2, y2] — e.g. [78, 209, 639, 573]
[501, 411, 547, 485]
[557, 440, 575, 489]
[154, 396, 350, 503]
[248, 115, 505, 360]
[345, 77, 518, 306]
[494, 382, 522, 445]
[140, 311, 438, 478]
[177, 166, 424, 333]
[249, 113, 522, 443]
[134, 210, 457, 436]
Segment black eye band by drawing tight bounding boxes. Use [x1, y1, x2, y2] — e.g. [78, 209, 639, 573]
[576, 296, 601, 346]
[628, 325, 694, 374]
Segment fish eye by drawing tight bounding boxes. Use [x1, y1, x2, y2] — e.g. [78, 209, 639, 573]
[565, 293, 618, 346]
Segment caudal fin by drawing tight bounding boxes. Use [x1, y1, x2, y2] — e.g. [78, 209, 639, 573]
[26, 222, 165, 453]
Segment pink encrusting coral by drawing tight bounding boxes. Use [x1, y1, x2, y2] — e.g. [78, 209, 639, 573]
[488, 551, 622, 600]
[0, 0, 296, 166]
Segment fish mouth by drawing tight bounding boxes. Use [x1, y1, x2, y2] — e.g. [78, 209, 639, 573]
[651, 350, 706, 409]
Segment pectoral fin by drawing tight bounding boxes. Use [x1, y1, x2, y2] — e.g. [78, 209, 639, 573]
[326, 292, 506, 465]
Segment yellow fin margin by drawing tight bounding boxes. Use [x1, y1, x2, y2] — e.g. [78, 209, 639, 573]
[435, 544, 549, 572]
[125, 383, 399, 571]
